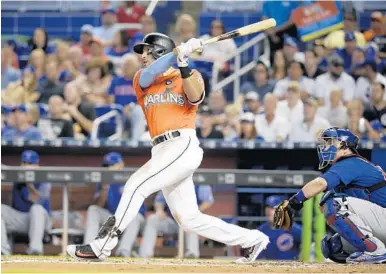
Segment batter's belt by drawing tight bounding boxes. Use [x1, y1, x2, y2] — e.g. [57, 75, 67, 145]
[152, 130, 181, 146]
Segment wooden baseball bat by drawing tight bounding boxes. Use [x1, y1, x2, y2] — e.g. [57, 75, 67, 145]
[173, 18, 277, 55]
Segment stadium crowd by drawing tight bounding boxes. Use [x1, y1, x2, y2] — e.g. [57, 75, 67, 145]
[1, 1, 386, 144]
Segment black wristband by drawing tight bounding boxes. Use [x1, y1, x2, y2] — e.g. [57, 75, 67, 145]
[179, 67, 193, 79]
[288, 195, 304, 211]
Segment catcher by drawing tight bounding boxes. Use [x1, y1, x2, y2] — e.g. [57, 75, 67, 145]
[273, 127, 386, 264]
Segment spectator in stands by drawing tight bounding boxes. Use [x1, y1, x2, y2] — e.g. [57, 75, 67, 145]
[37, 60, 65, 104]
[244, 92, 261, 115]
[261, 1, 299, 60]
[289, 97, 330, 142]
[272, 50, 286, 81]
[241, 61, 275, 101]
[239, 112, 257, 140]
[1, 150, 51, 255]
[75, 24, 94, 58]
[196, 105, 224, 139]
[130, 15, 157, 47]
[72, 58, 111, 105]
[347, 99, 379, 140]
[174, 14, 196, 44]
[316, 88, 348, 128]
[108, 54, 145, 140]
[1, 106, 15, 135]
[4, 40, 20, 69]
[107, 30, 131, 72]
[364, 82, 386, 133]
[2, 105, 42, 141]
[2, 67, 40, 106]
[364, 12, 385, 42]
[255, 94, 289, 141]
[1, 46, 21, 90]
[63, 83, 96, 138]
[67, 47, 85, 80]
[335, 32, 358, 72]
[199, 19, 237, 67]
[28, 28, 55, 55]
[315, 55, 356, 105]
[139, 186, 214, 258]
[304, 50, 325, 79]
[207, 90, 227, 129]
[276, 81, 304, 124]
[323, 10, 366, 49]
[257, 195, 302, 260]
[107, 29, 131, 58]
[93, 8, 119, 47]
[27, 49, 46, 80]
[273, 60, 315, 100]
[84, 152, 146, 257]
[350, 48, 366, 80]
[38, 96, 74, 139]
[282, 36, 303, 63]
[356, 59, 386, 103]
[116, 1, 146, 36]
[222, 104, 241, 140]
[55, 42, 72, 83]
[89, 38, 107, 60]
[313, 39, 328, 72]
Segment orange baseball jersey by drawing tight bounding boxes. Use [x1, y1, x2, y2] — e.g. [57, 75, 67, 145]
[133, 68, 205, 138]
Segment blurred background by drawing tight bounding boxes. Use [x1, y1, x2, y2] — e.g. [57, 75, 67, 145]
[1, 0, 386, 261]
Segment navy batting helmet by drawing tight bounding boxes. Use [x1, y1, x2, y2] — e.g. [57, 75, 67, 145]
[133, 32, 175, 60]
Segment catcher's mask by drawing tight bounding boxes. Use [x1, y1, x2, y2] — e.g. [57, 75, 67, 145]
[133, 32, 175, 60]
[317, 127, 359, 170]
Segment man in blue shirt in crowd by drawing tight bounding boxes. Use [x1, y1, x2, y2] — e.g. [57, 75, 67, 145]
[261, 1, 299, 61]
[108, 54, 146, 141]
[336, 32, 359, 72]
[2, 105, 42, 141]
[1, 150, 52, 255]
[139, 185, 214, 258]
[273, 127, 386, 263]
[257, 195, 302, 260]
[83, 152, 146, 257]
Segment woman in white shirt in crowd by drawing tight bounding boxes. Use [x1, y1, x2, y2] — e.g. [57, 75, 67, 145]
[276, 81, 304, 125]
[199, 19, 237, 70]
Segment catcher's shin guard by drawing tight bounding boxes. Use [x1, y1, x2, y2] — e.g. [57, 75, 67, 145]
[322, 233, 350, 264]
[322, 198, 379, 253]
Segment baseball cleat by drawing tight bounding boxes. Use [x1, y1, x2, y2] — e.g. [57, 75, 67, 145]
[236, 235, 269, 264]
[66, 244, 104, 261]
[346, 251, 386, 264]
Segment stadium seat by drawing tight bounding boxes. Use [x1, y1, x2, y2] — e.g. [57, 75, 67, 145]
[94, 104, 125, 139]
[36, 103, 49, 118]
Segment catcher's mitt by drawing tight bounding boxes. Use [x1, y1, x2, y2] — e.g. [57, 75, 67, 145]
[272, 200, 295, 230]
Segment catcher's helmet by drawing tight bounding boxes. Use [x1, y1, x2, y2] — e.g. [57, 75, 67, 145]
[133, 32, 175, 60]
[317, 127, 359, 169]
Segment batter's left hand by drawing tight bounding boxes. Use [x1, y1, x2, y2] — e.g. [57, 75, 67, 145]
[176, 38, 204, 57]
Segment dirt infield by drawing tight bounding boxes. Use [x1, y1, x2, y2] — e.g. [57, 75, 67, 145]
[2, 256, 386, 273]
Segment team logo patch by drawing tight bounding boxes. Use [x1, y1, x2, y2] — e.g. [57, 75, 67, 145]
[276, 233, 294, 252]
[166, 79, 172, 85]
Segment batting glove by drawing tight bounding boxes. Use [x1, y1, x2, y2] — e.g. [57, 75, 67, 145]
[175, 38, 204, 57]
[177, 54, 189, 68]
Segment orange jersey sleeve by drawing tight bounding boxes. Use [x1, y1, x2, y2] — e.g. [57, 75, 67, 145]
[133, 68, 204, 138]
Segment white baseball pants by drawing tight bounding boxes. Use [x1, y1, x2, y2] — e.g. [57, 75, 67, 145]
[1, 204, 51, 255]
[89, 129, 267, 258]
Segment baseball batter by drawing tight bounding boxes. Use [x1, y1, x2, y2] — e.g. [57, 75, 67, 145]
[67, 32, 269, 263]
[273, 127, 386, 264]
